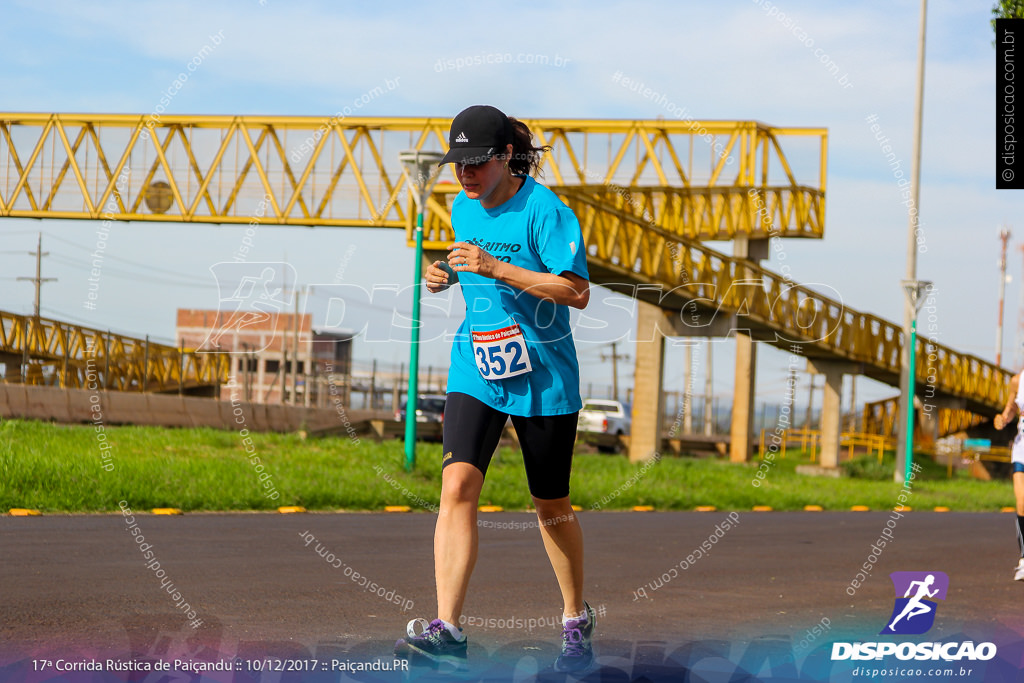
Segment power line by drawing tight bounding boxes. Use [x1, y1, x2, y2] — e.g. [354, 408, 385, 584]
[39, 305, 177, 344]
[44, 232, 215, 281]
[48, 253, 214, 289]
[306, 285, 461, 319]
[0, 230, 52, 237]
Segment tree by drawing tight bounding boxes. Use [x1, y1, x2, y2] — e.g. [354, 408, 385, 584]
[993, 1, 1024, 45]
[994, 0, 1024, 32]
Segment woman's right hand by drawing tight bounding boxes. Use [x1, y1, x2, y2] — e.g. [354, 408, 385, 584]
[425, 260, 452, 293]
[996, 414, 1008, 430]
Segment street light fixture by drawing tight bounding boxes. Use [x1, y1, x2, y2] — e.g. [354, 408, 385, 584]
[901, 279, 932, 483]
[399, 149, 444, 472]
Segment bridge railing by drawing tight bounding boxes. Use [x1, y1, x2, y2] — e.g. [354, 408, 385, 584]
[861, 396, 992, 438]
[759, 427, 894, 462]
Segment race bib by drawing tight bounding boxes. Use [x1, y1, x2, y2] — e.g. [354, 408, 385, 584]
[471, 324, 533, 380]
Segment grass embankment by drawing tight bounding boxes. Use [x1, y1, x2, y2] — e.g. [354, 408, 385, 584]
[0, 419, 1011, 513]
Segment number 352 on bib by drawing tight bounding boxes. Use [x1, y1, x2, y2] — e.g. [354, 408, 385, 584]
[471, 324, 533, 380]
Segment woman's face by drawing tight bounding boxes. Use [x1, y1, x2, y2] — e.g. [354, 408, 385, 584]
[454, 145, 514, 208]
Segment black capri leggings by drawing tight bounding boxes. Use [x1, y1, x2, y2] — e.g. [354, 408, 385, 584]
[441, 392, 579, 500]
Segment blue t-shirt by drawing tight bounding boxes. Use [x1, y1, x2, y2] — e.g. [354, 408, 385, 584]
[445, 175, 589, 416]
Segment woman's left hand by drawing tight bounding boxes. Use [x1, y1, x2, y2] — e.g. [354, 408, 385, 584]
[448, 242, 499, 278]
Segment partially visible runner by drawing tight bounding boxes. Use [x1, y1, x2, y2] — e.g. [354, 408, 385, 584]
[995, 369, 1024, 581]
[393, 105, 595, 673]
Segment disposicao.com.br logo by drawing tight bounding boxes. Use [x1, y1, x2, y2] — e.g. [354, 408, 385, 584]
[832, 571, 997, 663]
[882, 570, 948, 635]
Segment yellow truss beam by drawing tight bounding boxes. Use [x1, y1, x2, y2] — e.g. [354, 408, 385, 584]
[0, 310, 228, 392]
[0, 113, 826, 239]
[416, 183, 823, 248]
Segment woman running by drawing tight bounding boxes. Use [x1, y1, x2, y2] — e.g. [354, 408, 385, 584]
[393, 105, 595, 673]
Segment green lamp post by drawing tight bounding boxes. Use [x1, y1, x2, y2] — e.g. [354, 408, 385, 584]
[901, 279, 932, 482]
[399, 149, 444, 472]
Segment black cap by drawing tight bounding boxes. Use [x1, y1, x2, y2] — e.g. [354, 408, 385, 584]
[438, 105, 513, 165]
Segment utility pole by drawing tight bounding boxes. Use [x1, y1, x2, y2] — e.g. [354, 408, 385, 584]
[17, 233, 56, 317]
[281, 349, 288, 404]
[292, 288, 300, 405]
[997, 226, 1011, 366]
[683, 342, 694, 434]
[393, 362, 404, 413]
[849, 375, 858, 432]
[601, 341, 630, 401]
[240, 342, 249, 401]
[787, 364, 798, 419]
[703, 338, 714, 436]
[370, 359, 378, 410]
[805, 374, 816, 430]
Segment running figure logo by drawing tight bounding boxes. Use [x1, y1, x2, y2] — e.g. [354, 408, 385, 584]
[880, 571, 949, 635]
[198, 262, 295, 354]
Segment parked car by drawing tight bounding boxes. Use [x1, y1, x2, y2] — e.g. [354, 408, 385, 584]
[395, 394, 446, 423]
[578, 398, 631, 436]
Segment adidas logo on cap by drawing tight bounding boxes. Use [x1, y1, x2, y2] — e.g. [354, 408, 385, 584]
[455, 131, 469, 143]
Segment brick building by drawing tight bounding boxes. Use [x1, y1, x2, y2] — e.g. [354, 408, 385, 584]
[176, 309, 352, 405]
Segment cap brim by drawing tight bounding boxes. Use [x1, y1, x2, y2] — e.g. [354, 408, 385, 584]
[437, 146, 496, 166]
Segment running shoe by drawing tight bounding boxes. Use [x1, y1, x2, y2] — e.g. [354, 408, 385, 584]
[394, 618, 467, 667]
[1014, 558, 1024, 582]
[553, 601, 596, 673]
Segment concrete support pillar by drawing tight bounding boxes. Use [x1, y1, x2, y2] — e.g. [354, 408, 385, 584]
[629, 300, 667, 463]
[920, 396, 963, 445]
[729, 332, 757, 462]
[1, 354, 23, 383]
[917, 395, 938, 446]
[807, 359, 859, 469]
[727, 236, 769, 463]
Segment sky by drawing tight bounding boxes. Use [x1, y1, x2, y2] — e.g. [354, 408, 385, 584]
[0, 0, 1017, 417]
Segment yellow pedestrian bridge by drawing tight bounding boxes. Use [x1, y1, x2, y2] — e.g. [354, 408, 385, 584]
[0, 309, 226, 394]
[0, 113, 1006, 459]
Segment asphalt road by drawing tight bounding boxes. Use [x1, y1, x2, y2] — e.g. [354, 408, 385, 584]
[2, 511, 1023, 682]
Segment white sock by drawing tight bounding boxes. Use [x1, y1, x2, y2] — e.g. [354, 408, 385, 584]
[563, 609, 589, 625]
[440, 619, 465, 641]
